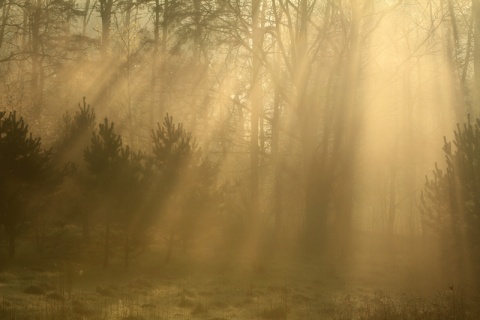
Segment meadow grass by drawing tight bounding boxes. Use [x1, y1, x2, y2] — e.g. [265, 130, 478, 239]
[1, 263, 479, 320]
[1, 232, 478, 319]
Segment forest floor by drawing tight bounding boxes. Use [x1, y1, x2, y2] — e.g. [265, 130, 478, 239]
[1, 232, 479, 319]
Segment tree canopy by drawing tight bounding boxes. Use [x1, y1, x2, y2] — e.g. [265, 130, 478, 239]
[0, 111, 54, 258]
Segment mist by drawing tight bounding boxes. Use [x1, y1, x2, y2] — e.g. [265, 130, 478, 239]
[1, 0, 480, 319]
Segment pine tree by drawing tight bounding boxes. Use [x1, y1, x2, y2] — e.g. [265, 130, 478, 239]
[151, 114, 219, 261]
[0, 111, 53, 258]
[84, 117, 145, 268]
[152, 113, 198, 188]
[55, 97, 96, 166]
[421, 116, 480, 283]
[54, 98, 96, 242]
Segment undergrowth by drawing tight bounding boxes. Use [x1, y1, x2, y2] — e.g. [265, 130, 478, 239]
[1, 285, 479, 320]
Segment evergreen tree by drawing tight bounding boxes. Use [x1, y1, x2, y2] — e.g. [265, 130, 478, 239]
[0, 111, 54, 258]
[151, 114, 218, 261]
[152, 113, 198, 188]
[55, 97, 96, 166]
[53, 98, 97, 242]
[84, 117, 146, 268]
[421, 116, 480, 284]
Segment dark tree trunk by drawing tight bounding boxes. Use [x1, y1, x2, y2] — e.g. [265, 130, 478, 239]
[271, 85, 282, 232]
[124, 232, 130, 269]
[250, 0, 262, 223]
[149, 0, 160, 128]
[82, 215, 90, 243]
[30, 3, 44, 115]
[99, 0, 113, 57]
[103, 223, 110, 268]
[0, 2, 11, 49]
[331, 0, 362, 263]
[474, 0, 480, 116]
[7, 229, 15, 259]
[304, 170, 330, 252]
[164, 231, 174, 263]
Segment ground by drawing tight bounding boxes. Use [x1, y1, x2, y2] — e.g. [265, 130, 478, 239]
[0, 232, 479, 319]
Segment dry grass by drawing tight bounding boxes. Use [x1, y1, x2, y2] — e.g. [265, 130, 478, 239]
[1, 263, 479, 320]
[0, 236, 479, 320]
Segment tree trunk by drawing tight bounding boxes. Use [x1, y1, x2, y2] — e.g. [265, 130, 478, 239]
[124, 0, 134, 148]
[82, 0, 91, 36]
[250, 0, 262, 222]
[82, 213, 90, 243]
[149, 0, 160, 128]
[271, 80, 282, 232]
[164, 230, 174, 263]
[386, 166, 397, 236]
[103, 223, 110, 268]
[7, 229, 15, 259]
[473, 0, 480, 116]
[332, 0, 362, 262]
[30, 2, 43, 114]
[158, 0, 169, 117]
[192, 0, 202, 58]
[304, 174, 330, 251]
[0, 2, 11, 49]
[99, 0, 113, 57]
[124, 232, 130, 269]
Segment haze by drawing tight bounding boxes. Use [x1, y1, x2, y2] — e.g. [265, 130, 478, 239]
[1, 0, 480, 319]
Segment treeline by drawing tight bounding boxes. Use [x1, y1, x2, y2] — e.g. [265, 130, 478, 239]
[0, 100, 222, 267]
[2, 0, 480, 283]
[0, 0, 471, 249]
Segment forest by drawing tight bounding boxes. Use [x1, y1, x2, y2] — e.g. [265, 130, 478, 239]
[2, 0, 480, 319]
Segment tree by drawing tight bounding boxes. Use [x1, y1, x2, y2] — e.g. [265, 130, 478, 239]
[54, 98, 96, 241]
[98, 0, 115, 57]
[55, 97, 96, 166]
[23, 0, 81, 115]
[421, 116, 480, 285]
[151, 114, 212, 262]
[32, 100, 96, 253]
[248, 0, 263, 228]
[84, 117, 145, 268]
[0, 111, 54, 258]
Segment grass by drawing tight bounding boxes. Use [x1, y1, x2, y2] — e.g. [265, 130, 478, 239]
[1, 266, 479, 320]
[1, 232, 480, 319]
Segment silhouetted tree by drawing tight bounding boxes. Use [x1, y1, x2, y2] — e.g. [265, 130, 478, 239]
[56, 98, 96, 164]
[421, 116, 480, 284]
[54, 98, 96, 242]
[0, 111, 54, 258]
[177, 154, 220, 253]
[84, 118, 145, 268]
[151, 114, 215, 262]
